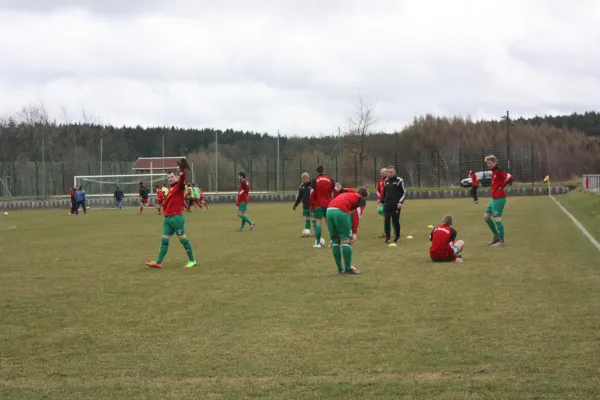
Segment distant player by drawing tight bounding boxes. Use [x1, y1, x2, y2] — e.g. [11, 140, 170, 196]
[191, 183, 201, 210]
[155, 185, 165, 214]
[69, 187, 76, 215]
[138, 182, 153, 215]
[74, 185, 87, 215]
[310, 165, 335, 248]
[198, 186, 209, 210]
[184, 182, 193, 212]
[236, 171, 255, 231]
[429, 214, 464, 263]
[326, 187, 368, 274]
[484, 155, 513, 246]
[114, 186, 124, 209]
[376, 168, 387, 237]
[469, 170, 479, 204]
[146, 158, 197, 269]
[382, 166, 406, 244]
[162, 183, 169, 196]
[293, 172, 313, 234]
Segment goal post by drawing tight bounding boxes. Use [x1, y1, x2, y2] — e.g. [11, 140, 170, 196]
[583, 174, 600, 193]
[74, 173, 168, 196]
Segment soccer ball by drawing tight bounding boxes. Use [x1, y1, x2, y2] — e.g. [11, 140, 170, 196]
[377, 205, 384, 216]
[302, 229, 311, 237]
[3, 212, 7, 216]
[320, 238, 326, 246]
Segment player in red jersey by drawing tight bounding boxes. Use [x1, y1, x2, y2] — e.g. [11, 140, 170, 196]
[469, 170, 479, 204]
[236, 171, 255, 231]
[155, 185, 165, 214]
[333, 183, 356, 197]
[376, 168, 387, 237]
[484, 155, 513, 246]
[138, 182, 154, 215]
[429, 214, 464, 263]
[198, 187, 209, 210]
[310, 165, 335, 248]
[146, 158, 197, 269]
[326, 187, 368, 274]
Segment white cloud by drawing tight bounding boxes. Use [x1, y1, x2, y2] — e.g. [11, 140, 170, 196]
[0, 0, 599, 135]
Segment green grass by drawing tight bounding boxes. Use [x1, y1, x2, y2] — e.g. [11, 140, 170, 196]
[555, 189, 600, 241]
[1, 197, 599, 399]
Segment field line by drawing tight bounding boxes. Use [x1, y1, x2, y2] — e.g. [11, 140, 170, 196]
[550, 195, 600, 251]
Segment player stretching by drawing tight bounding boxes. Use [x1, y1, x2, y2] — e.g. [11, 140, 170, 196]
[429, 214, 464, 263]
[376, 168, 387, 237]
[334, 183, 355, 196]
[484, 155, 513, 246]
[293, 172, 313, 234]
[138, 182, 154, 215]
[146, 158, 197, 269]
[326, 187, 368, 274]
[236, 171, 255, 231]
[155, 185, 165, 214]
[310, 165, 335, 248]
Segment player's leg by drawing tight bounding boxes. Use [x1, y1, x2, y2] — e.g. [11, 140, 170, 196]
[338, 213, 359, 274]
[484, 200, 499, 244]
[326, 212, 343, 272]
[139, 199, 144, 214]
[454, 239, 465, 254]
[238, 203, 254, 229]
[392, 209, 401, 242]
[173, 215, 196, 267]
[491, 198, 507, 245]
[384, 205, 392, 242]
[146, 218, 175, 268]
[82, 201, 87, 214]
[303, 209, 311, 230]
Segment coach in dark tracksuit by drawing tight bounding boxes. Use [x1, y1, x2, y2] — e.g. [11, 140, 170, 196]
[382, 167, 407, 244]
[293, 174, 313, 234]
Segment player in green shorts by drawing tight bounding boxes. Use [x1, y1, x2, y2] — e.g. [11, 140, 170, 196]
[293, 172, 313, 235]
[236, 171, 255, 231]
[484, 155, 513, 246]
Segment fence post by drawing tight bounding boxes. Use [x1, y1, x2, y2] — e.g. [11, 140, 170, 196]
[62, 163, 65, 194]
[266, 159, 269, 191]
[35, 162, 39, 196]
[335, 156, 338, 182]
[531, 142, 535, 186]
[481, 147, 485, 172]
[250, 159, 253, 190]
[395, 152, 398, 171]
[459, 148, 462, 182]
[234, 161, 237, 190]
[282, 159, 286, 191]
[437, 149, 441, 188]
[354, 154, 358, 187]
[373, 156, 377, 188]
[88, 163, 91, 176]
[417, 151, 421, 188]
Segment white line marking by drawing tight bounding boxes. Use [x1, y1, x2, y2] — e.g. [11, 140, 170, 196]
[550, 195, 600, 251]
[0, 226, 17, 230]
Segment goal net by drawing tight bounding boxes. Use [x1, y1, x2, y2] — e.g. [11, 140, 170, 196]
[73, 174, 168, 196]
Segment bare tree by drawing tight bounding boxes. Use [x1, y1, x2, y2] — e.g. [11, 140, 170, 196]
[345, 95, 376, 183]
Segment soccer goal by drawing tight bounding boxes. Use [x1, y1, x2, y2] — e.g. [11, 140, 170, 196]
[0, 176, 14, 201]
[583, 174, 600, 194]
[73, 174, 168, 196]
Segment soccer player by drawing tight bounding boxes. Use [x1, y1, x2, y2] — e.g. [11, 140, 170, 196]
[146, 158, 197, 269]
[198, 186, 209, 210]
[469, 170, 479, 204]
[138, 182, 154, 215]
[293, 172, 313, 234]
[333, 183, 356, 197]
[484, 155, 513, 246]
[184, 182, 193, 212]
[382, 166, 406, 244]
[74, 185, 87, 215]
[236, 171, 255, 231]
[114, 186, 124, 209]
[69, 187, 76, 215]
[326, 187, 368, 274]
[162, 183, 169, 196]
[310, 165, 335, 248]
[429, 214, 464, 263]
[191, 183, 201, 210]
[155, 185, 165, 214]
[376, 168, 387, 237]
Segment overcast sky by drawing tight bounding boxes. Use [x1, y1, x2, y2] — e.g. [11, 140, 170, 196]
[0, 0, 599, 135]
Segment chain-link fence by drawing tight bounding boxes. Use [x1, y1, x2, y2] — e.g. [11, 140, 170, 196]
[0, 145, 536, 199]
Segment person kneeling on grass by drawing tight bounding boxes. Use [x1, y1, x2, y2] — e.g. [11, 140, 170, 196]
[326, 186, 368, 275]
[429, 214, 464, 264]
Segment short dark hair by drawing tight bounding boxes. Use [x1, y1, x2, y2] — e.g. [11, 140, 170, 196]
[168, 171, 176, 176]
[316, 165, 324, 174]
[357, 186, 368, 198]
[239, 171, 246, 178]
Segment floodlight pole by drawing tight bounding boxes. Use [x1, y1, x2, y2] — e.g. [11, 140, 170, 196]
[215, 131, 219, 193]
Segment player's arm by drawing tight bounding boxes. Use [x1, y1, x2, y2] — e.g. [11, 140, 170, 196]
[398, 179, 406, 205]
[429, 229, 435, 242]
[501, 171, 514, 187]
[382, 181, 387, 203]
[293, 186, 302, 209]
[176, 158, 189, 189]
[351, 198, 367, 235]
[239, 180, 247, 196]
[309, 178, 317, 203]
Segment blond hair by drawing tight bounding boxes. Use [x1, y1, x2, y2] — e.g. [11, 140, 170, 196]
[485, 155, 497, 163]
[442, 214, 453, 225]
[301, 172, 309, 179]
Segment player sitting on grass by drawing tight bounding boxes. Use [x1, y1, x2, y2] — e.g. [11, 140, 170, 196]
[146, 158, 197, 269]
[484, 155, 513, 246]
[326, 187, 368, 275]
[236, 171, 255, 231]
[429, 214, 464, 264]
[293, 172, 313, 235]
[310, 165, 335, 248]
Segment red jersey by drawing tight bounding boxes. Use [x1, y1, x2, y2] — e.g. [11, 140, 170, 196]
[491, 167, 513, 199]
[156, 187, 164, 201]
[310, 174, 335, 208]
[328, 192, 366, 234]
[333, 187, 356, 198]
[429, 224, 457, 261]
[376, 179, 385, 201]
[163, 169, 187, 217]
[199, 188, 204, 199]
[470, 172, 478, 187]
[236, 179, 250, 206]
[70, 188, 76, 199]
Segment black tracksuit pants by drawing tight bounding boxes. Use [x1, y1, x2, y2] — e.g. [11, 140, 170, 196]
[384, 202, 401, 240]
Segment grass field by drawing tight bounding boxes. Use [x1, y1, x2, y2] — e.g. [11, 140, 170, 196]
[1, 195, 599, 399]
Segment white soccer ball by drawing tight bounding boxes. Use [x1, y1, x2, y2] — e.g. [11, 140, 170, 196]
[3, 212, 7, 216]
[320, 238, 326, 246]
[302, 229, 311, 237]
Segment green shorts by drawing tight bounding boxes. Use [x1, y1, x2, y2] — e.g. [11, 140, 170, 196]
[163, 214, 186, 236]
[313, 207, 326, 219]
[302, 209, 311, 218]
[486, 198, 507, 217]
[326, 208, 352, 240]
[237, 202, 248, 212]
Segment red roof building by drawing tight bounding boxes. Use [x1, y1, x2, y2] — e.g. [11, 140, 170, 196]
[132, 157, 181, 173]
